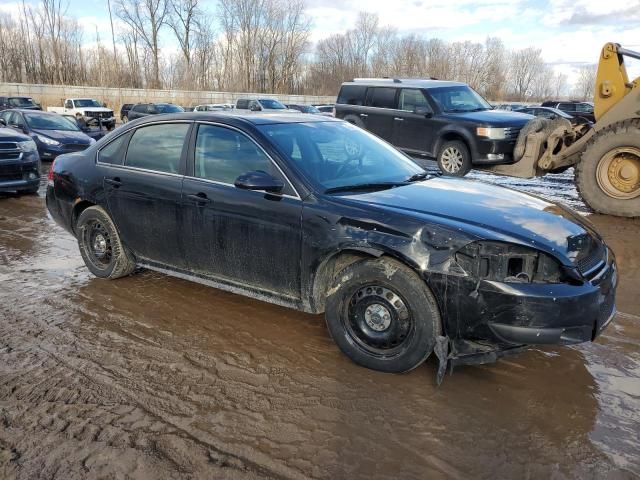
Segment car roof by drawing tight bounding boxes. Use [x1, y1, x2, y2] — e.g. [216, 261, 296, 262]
[8, 109, 52, 114]
[343, 78, 466, 89]
[126, 111, 341, 126]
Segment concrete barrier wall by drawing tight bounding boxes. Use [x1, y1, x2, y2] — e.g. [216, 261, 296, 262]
[0, 83, 336, 113]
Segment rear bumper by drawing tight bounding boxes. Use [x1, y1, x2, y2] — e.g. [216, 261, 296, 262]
[0, 176, 40, 192]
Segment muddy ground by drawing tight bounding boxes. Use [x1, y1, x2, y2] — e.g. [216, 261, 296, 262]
[1, 165, 639, 479]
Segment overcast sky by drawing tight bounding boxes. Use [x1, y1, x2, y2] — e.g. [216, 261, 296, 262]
[2, 0, 639, 85]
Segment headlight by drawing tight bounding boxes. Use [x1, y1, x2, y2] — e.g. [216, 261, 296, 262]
[17, 140, 38, 152]
[36, 134, 60, 146]
[476, 127, 506, 140]
[455, 241, 565, 283]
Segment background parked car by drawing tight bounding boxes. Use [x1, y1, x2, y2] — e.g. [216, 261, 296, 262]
[285, 104, 321, 114]
[0, 96, 41, 111]
[314, 104, 335, 116]
[334, 78, 532, 176]
[127, 103, 185, 121]
[0, 121, 40, 194]
[0, 109, 95, 160]
[493, 102, 526, 111]
[120, 104, 133, 122]
[513, 106, 587, 125]
[540, 100, 595, 122]
[47, 98, 116, 129]
[235, 98, 291, 112]
[194, 104, 234, 112]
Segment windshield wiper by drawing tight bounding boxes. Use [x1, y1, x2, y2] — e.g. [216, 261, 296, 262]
[324, 182, 408, 194]
[406, 172, 429, 182]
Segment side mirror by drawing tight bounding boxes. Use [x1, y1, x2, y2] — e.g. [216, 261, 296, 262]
[414, 106, 432, 117]
[234, 170, 284, 193]
[250, 104, 261, 112]
[0, 119, 5, 127]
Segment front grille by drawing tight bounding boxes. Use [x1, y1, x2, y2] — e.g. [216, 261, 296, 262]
[0, 142, 20, 160]
[575, 240, 606, 277]
[504, 127, 521, 141]
[63, 143, 88, 152]
[85, 111, 112, 119]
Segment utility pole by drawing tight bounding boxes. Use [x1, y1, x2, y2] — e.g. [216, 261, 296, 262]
[107, 0, 117, 59]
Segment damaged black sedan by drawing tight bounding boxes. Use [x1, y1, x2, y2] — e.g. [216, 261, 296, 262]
[46, 113, 617, 377]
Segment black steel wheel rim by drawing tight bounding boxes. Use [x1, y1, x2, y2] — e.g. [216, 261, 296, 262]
[344, 284, 415, 357]
[83, 220, 113, 269]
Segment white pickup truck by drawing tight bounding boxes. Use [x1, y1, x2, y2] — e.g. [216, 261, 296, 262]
[48, 98, 116, 129]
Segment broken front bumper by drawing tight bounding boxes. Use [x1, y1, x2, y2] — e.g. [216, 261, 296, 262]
[431, 249, 618, 359]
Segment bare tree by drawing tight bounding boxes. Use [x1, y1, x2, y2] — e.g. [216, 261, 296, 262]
[115, 0, 169, 88]
[575, 64, 597, 101]
[509, 47, 544, 100]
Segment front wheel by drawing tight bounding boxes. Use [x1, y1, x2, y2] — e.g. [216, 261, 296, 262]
[576, 120, 640, 217]
[437, 140, 472, 176]
[76, 206, 136, 279]
[325, 257, 441, 373]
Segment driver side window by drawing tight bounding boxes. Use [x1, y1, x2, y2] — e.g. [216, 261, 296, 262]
[398, 89, 429, 112]
[194, 124, 292, 194]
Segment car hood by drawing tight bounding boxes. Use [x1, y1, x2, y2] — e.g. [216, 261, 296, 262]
[442, 109, 533, 127]
[33, 129, 92, 144]
[0, 127, 31, 142]
[337, 177, 599, 266]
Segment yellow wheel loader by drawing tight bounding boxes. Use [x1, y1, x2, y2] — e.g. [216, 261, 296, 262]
[485, 43, 640, 217]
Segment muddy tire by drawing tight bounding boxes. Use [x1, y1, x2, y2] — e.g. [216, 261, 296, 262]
[76, 205, 136, 279]
[325, 257, 441, 373]
[575, 120, 640, 217]
[437, 140, 471, 176]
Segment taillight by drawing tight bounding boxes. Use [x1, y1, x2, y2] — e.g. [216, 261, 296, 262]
[47, 159, 55, 186]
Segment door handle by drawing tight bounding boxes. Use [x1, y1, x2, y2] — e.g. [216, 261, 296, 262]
[359, 113, 368, 118]
[186, 193, 211, 204]
[105, 177, 121, 187]
[393, 117, 404, 121]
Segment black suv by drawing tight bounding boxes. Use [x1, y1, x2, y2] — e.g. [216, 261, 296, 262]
[0, 120, 40, 194]
[540, 100, 595, 123]
[0, 96, 41, 111]
[127, 103, 184, 121]
[120, 103, 133, 122]
[335, 79, 532, 176]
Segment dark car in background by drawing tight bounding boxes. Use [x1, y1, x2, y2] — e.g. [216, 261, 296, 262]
[314, 104, 335, 116]
[120, 104, 133, 122]
[46, 112, 617, 378]
[0, 96, 41, 111]
[0, 110, 95, 160]
[61, 114, 109, 141]
[126, 103, 184, 121]
[0, 122, 40, 194]
[235, 98, 290, 112]
[514, 106, 587, 125]
[541, 100, 595, 122]
[334, 78, 532, 176]
[286, 104, 321, 114]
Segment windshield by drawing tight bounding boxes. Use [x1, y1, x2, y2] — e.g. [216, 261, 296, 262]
[25, 112, 80, 131]
[74, 99, 102, 108]
[9, 97, 36, 107]
[258, 121, 424, 191]
[156, 104, 184, 113]
[429, 86, 492, 113]
[259, 99, 287, 110]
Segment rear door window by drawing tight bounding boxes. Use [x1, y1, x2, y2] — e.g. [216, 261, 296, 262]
[558, 103, 576, 112]
[125, 123, 190, 174]
[98, 134, 129, 165]
[365, 87, 397, 109]
[337, 85, 367, 105]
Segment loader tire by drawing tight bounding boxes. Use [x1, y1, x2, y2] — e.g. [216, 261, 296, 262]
[575, 119, 640, 217]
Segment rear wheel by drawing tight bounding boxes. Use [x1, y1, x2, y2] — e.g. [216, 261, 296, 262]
[437, 140, 472, 176]
[576, 120, 640, 217]
[325, 257, 441, 373]
[76, 206, 136, 279]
